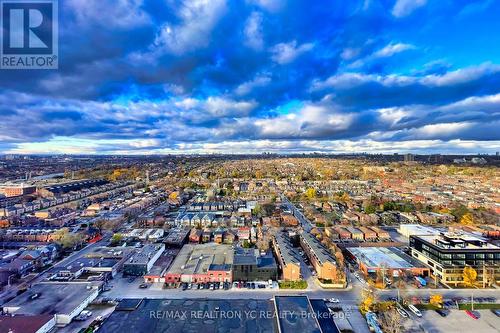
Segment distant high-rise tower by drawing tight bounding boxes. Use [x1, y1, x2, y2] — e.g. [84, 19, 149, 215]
[404, 153, 415, 162]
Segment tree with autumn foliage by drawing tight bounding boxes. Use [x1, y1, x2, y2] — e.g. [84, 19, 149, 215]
[463, 266, 478, 287]
[305, 188, 316, 199]
[359, 288, 376, 314]
[460, 212, 474, 225]
[430, 294, 443, 308]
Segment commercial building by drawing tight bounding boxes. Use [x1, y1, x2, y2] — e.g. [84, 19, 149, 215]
[163, 243, 233, 283]
[3, 282, 99, 326]
[123, 244, 165, 276]
[346, 247, 430, 278]
[272, 232, 302, 281]
[163, 228, 190, 247]
[299, 232, 337, 281]
[410, 232, 500, 286]
[232, 248, 278, 282]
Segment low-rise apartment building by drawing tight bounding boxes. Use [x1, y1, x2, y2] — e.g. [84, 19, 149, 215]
[299, 232, 337, 281]
[272, 233, 302, 281]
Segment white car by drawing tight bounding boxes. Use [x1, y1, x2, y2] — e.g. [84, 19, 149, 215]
[408, 304, 422, 317]
[328, 298, 340, 303]
[396, 308, 408, 318]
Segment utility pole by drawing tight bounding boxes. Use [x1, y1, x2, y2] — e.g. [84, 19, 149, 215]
[471, 292, 474, 311]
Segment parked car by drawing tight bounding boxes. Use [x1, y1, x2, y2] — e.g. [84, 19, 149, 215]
[465, 310, 480, 320]
[139, 283, 148, 289]
[407, 304, 422, 317]
[328, 298, 340, 303]
[397, 308, 408, 318]
[491, 309, 500, 317]
[435, 309, 450, 317]
[75, 310, 92, 321]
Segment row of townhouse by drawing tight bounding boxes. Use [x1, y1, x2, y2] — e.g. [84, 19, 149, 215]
[174, 212, 248, 228]
[0, 181, 135, 217]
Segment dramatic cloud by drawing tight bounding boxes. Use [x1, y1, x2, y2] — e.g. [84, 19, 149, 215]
[1, 0, 499, 154]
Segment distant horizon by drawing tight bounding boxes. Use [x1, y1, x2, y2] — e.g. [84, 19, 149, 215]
[1, 151, 498, 157]
[1, 1, 499, 155]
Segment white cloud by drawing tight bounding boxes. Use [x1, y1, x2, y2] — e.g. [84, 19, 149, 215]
[248, 0, 284, 12]
[374, 43, 415, 58]
[312, 63, 500, 90]
[66, 0, 150, 29]
[392, 0, 427, 18]
[244, 12, 264, 50]
[270, 40, 314, 64]
[235, 73, 271, 95]
[153, 0, 227, 54]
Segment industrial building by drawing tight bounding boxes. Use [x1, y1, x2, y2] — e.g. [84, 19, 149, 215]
[123, 244, 165, 276]
[3, 282, 99, 326]
[346, 246, 430, 278]
[163, 243, 234, 283]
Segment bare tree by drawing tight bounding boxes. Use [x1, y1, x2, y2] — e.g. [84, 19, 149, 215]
[379, 308, 403, 333]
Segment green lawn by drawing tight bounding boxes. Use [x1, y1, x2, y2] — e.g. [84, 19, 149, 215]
[278, 280, 308, 289]
[458, 303, 500, 310]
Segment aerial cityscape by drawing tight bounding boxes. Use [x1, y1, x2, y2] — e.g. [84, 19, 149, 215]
[0, 1, 499, 333]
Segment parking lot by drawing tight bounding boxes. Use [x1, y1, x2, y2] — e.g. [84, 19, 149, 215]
[403, 309, 500, 333]
[171, 280, 279, 291]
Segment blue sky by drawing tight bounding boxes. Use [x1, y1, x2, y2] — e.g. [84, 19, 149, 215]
[1, 0, 500, 154]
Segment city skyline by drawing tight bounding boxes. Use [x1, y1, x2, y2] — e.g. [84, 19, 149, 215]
[1, 0, 500, 155]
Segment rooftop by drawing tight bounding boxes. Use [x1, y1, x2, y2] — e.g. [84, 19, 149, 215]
[99, 298, 275, 333]
[126, 244, 165, 265]
[274, 296, 322, 333]
[414, 232, 500, 250]
[273, 233, 301, 267]
[300, 232, 337, 266]
[347, 247, 423, 269]
[167, 243, 234, 275]
[0, 315, 54, 333]
[3, 282, 98, 316]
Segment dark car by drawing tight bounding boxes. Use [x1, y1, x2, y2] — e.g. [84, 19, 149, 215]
[491, 309, 500, 317]
[435, 309, 450, 317]
[139, 283, 148, 289]
[181, 283, 188, 291]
